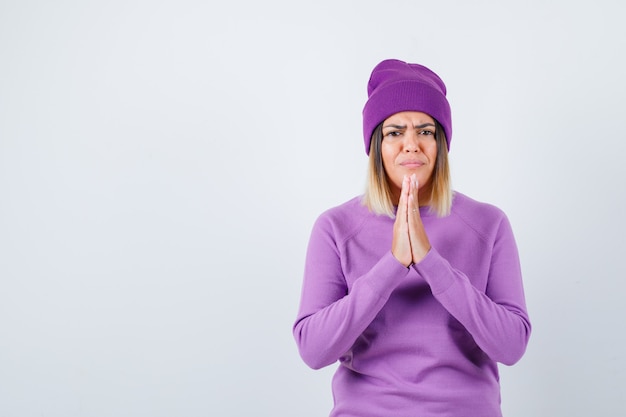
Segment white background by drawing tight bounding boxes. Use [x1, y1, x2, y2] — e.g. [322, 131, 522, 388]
[1, 1, 625, 416]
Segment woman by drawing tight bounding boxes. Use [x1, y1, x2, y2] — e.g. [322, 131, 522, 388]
[293, 59, 531, 417]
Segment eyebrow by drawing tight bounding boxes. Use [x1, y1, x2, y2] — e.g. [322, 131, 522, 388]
[382, 123, 436, 130]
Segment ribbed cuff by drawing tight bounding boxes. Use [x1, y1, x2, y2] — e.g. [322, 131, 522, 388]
[362, 251, 412, 299]
[411, 247, 456, 295]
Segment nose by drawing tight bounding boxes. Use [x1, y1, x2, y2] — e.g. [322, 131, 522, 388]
[403, 131, 420, 152]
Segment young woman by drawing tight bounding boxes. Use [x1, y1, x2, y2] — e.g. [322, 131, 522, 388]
[293, 59, 531, 417]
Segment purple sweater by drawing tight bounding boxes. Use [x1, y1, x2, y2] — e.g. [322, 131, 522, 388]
[293, 192, 531, 417]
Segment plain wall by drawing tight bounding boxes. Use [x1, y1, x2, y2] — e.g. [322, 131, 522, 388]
[1, 0, 625, 416]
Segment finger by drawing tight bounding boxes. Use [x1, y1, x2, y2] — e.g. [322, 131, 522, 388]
[392, 175, 413, 267]
[407, 174, 431, 263]
[408, 174, 419, 217]
[397, 175, 410, 221]
[407, 187, 431, 264]
[409, 194, 417, 216]
[402, 174, 410, 199]
[410, 174, 419, 208]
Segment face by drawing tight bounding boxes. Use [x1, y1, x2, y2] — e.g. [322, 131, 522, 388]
[381, 111, 438, 204]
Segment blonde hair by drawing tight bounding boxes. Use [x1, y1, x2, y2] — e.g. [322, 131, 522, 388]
[362, 120, 452, 218]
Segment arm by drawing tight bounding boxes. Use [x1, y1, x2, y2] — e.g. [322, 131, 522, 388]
[404, 175, 530, 365]
[293, 214, 410, 370]
[413, 215, 531, 365]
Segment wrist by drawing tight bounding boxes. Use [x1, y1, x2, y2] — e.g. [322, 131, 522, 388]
[412, 245, 431, 265]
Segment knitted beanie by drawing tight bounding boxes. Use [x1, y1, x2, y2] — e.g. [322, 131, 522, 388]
[362, 59, 452, 154]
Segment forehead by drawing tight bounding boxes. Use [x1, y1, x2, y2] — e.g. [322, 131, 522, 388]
[383, 111, 435, 126]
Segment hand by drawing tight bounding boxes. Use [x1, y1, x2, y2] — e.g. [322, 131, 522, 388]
[391, 175, 413, 267]
[407, 174, 431, 264]
[392, 174, 431, 267]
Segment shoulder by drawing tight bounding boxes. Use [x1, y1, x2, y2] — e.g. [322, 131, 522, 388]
[312, 196, 380, 241]
[452, 192, 505, 218]
[450, 192, 510, 240]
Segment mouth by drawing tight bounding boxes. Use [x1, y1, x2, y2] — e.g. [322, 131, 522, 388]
[399, 160, 425, 168]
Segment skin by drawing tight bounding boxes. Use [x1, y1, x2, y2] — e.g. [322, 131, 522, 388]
[382, 111, 436, 267]
[392, 174, 432, 267]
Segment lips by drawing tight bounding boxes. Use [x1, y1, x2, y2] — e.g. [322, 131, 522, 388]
[399, 160, 425, 168]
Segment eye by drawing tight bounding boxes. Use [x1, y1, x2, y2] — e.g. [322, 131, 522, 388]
[384, 131, 401, 138]
[419, 129, 435, 136]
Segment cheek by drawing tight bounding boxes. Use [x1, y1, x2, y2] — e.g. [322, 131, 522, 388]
[380, 143, 397, 170]
[428, 141, 438, 157]
[381, 153, 392, 172]
[381, 147, 403, 189]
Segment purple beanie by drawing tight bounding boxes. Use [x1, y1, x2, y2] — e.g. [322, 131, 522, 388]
[362, 59, 452, 154]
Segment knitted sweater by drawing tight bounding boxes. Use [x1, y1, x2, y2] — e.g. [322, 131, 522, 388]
[293, 192, 531, 417]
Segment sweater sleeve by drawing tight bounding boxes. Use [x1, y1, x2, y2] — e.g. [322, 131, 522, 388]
[293, 215, 410, 370]
[412, 214, 531, 366]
